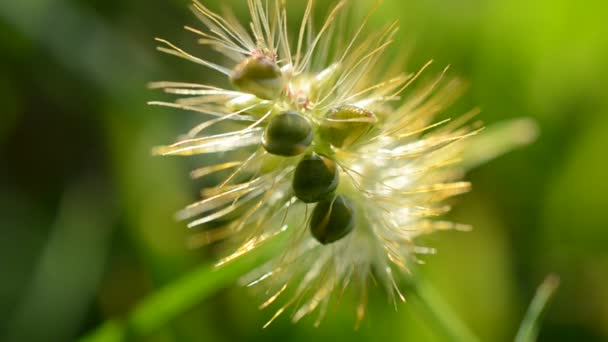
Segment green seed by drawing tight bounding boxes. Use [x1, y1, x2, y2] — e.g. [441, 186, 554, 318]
[310, 195, 355, 244]
[292, 153, 339, 203]
[262, 111, 313, 156]
[230, 57, 283, 100]
[320, 105, 377, 148]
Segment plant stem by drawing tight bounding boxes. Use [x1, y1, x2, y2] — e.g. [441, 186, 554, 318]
[514, 275, 560, 342]
[80, 244, 485, 342]
[78, 245, 273, 342]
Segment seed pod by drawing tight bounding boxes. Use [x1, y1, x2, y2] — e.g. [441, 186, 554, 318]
[310, 195, 355, 244]
[320, 105, 377, 148]
[262, 111, 313, 156]
[292, 153, 339, 203]
[230, 57, 283, 100]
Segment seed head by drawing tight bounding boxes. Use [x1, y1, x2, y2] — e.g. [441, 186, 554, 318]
[150, 0, 534, 328]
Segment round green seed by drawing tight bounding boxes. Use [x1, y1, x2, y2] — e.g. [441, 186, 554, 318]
[292, 153, 339, 203]
[262, 111, 313, 156]
[310, 195, 355, 244]
[230, 57, 283, 100]
[320, 105, 377, 148]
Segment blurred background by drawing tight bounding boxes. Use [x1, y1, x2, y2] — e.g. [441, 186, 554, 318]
[1, 0, 607, 341]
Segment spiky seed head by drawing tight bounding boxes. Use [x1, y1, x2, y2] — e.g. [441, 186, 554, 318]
[151, 0, 533, 328]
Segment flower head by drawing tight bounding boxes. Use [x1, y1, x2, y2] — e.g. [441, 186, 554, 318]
[151, 0, 532, 327]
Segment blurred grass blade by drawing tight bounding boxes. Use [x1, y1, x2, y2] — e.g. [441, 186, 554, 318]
[78, 241, 276, 342]
[463, 118, 539, 170]
[515, 274, 560, 342]
[5, 179, 114, 342]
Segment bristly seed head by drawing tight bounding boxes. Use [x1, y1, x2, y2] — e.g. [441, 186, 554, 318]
[150, 0, 527, 328]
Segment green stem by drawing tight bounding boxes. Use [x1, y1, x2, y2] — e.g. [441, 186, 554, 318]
[80, 243, 485, 342]
[407, 275, 482, 342]
[78, 245, 273, 342]
[514, 275, 560, 342]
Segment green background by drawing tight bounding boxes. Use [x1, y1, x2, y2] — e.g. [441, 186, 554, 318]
[1, 0, 607, 341]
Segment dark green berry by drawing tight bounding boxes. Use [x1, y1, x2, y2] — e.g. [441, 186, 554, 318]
[292, 153, 339, 203]
[262, 111, 313, 156]
[310, 195, 355, 244]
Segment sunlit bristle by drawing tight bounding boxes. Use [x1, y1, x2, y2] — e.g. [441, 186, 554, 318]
[152, 0, 536, 328]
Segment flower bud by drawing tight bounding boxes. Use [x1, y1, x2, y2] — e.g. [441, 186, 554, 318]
[292, 153, 339, 203]
[310, 195, 355, 244]
[230, 57, 283, 100]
